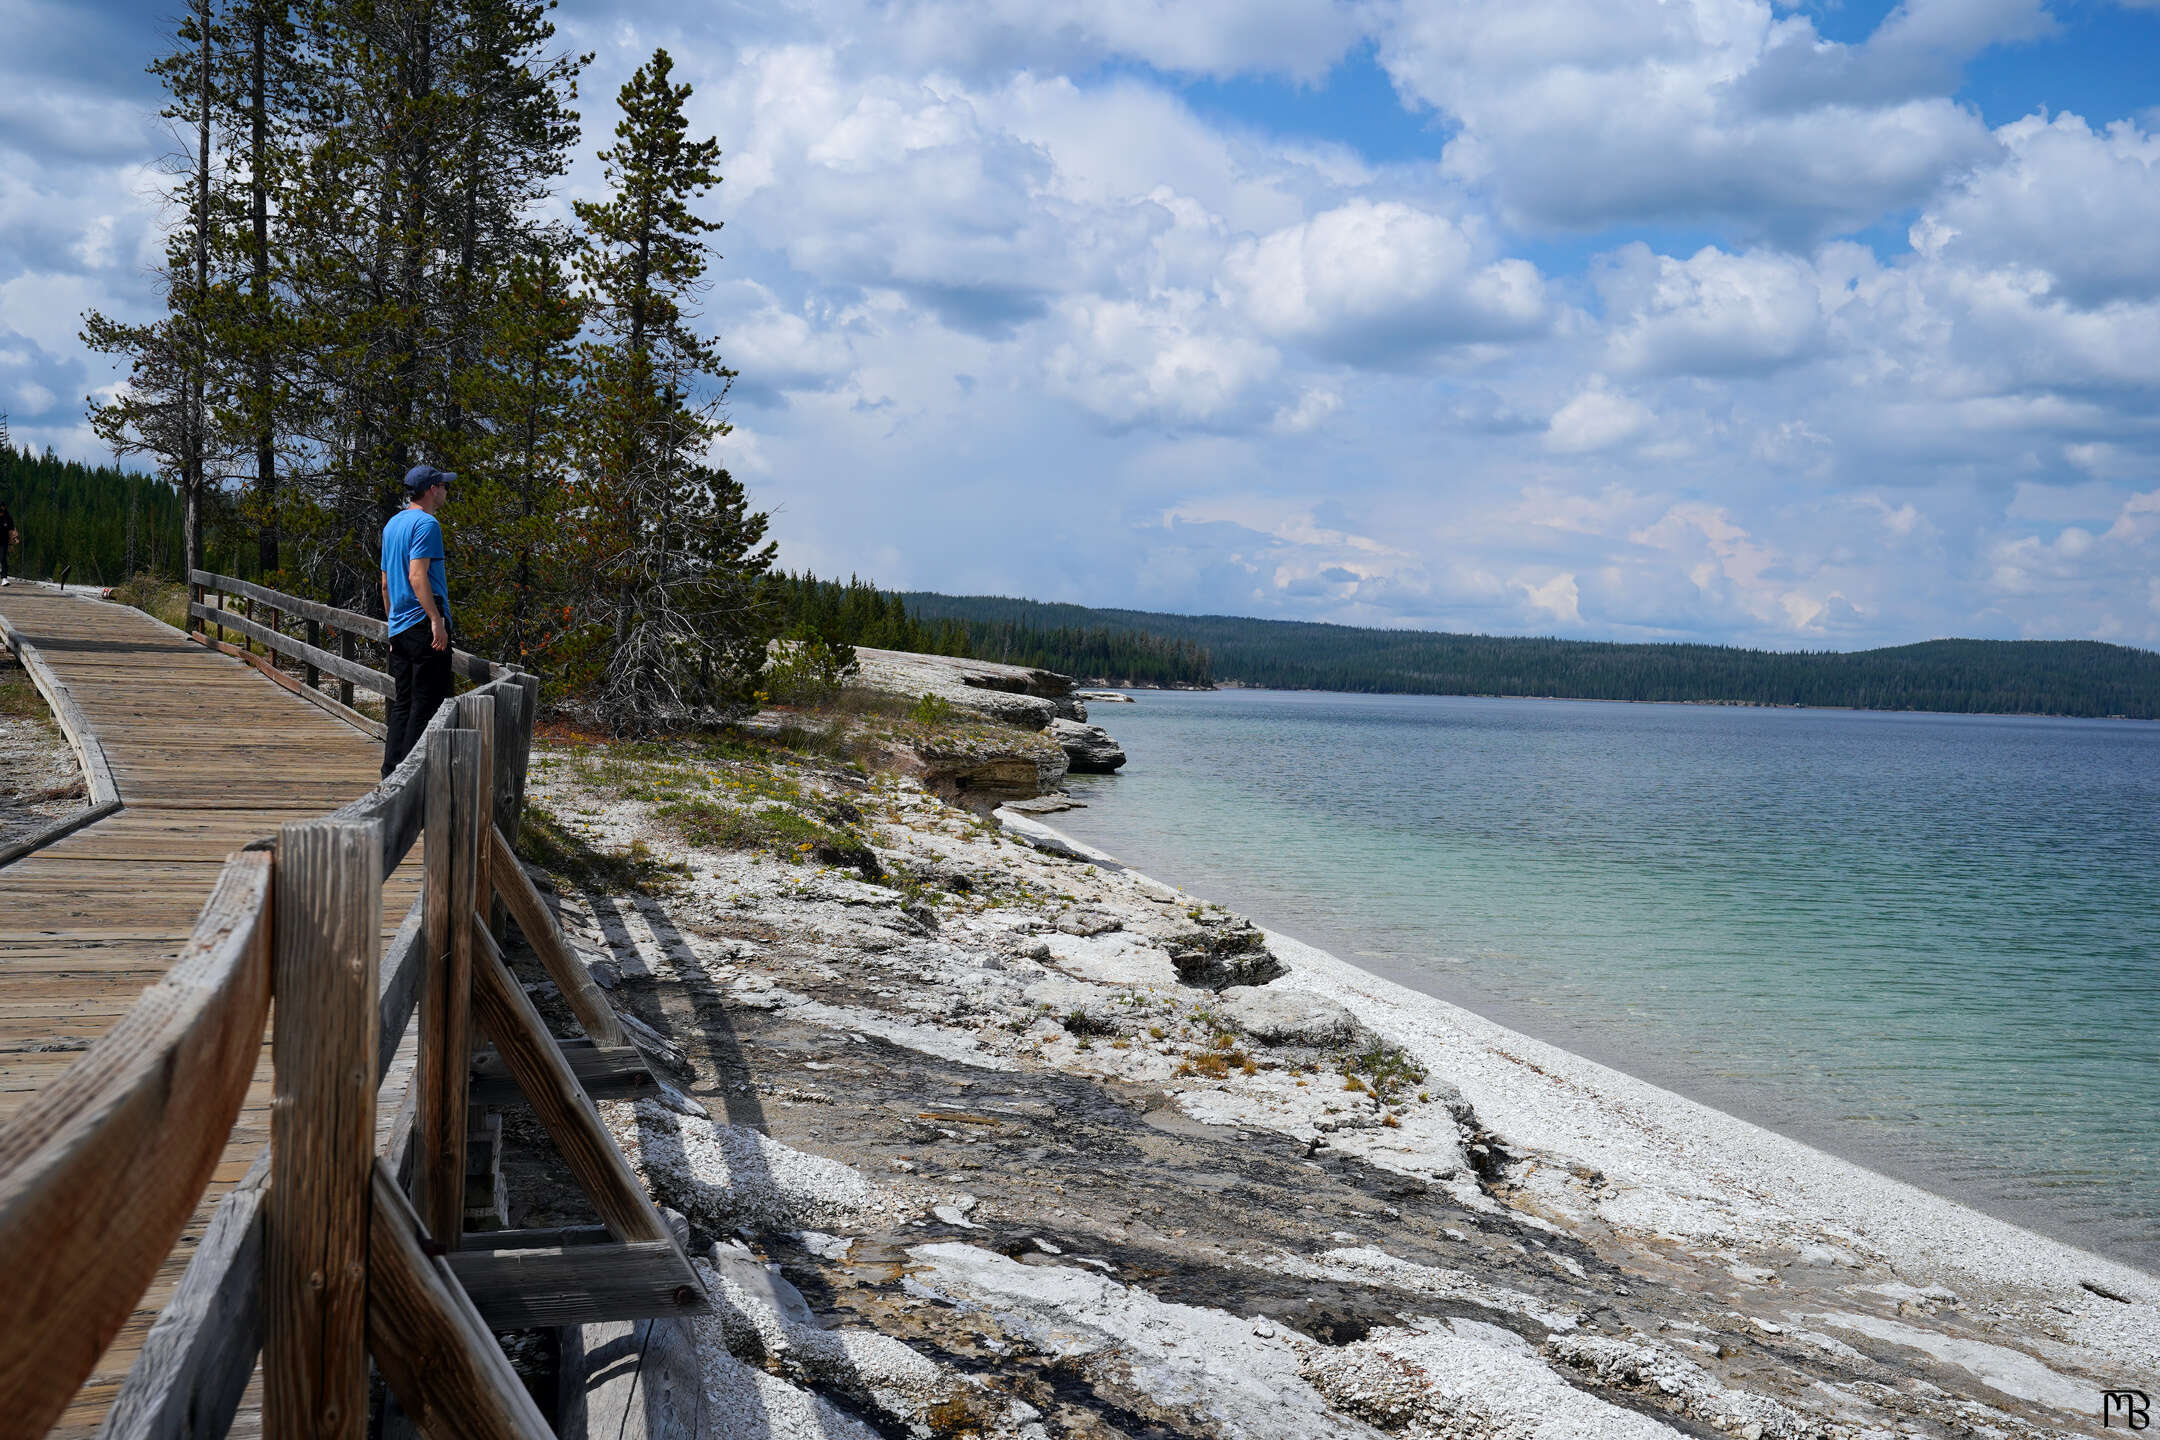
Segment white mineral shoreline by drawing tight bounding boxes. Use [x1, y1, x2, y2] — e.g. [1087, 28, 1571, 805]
[1013, 810, 2160, 1376]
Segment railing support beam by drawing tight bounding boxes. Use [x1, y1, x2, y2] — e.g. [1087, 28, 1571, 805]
[265, 818, 381, 1440]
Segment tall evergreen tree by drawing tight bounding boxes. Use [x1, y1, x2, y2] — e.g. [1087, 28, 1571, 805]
[273, 0, 582, 610]
[449, 236, 583, 669]
[571, 48, 772, 729]
[84, 0, 234, 579]
[212, 0, 301, 577]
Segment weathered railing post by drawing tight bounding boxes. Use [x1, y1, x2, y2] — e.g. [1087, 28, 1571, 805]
[461, 693, 499, 942]
[513, 673, 541, 832]
[305, 617, 321, 690]
[338, 630, 357, 708]
[415, 724, 482, 1245]
[265, 818, 382, 1440]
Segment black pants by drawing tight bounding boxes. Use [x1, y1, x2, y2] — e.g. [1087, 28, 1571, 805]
[382, 622, 454, 777]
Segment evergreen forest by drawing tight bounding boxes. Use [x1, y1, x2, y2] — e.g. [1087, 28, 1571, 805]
[71, 3, 772, 728]
[899, 593, 2160, 720]
[763, 572, 971, 657]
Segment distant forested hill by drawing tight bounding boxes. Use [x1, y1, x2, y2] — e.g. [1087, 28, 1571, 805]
[0, 444, 271, 585]
[0, 445, 187, 585]
[898, 593, 2160, 720]
[961, 621, 1212, 689]
[768, 572, 1213, 687]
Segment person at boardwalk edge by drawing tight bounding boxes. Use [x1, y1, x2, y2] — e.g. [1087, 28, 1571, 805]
[380, 464, 455, 776]
[0, 493, 15, 585]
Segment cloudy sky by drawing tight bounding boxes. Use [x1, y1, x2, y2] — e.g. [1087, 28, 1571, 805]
[7, 0, 2160, 647]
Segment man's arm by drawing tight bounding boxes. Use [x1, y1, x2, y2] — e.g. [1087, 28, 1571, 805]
[406, 556, 449, 651]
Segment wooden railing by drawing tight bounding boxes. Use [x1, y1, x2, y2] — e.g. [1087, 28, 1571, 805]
[186, 569, 516, 740]
[0, 580, 707, 1439]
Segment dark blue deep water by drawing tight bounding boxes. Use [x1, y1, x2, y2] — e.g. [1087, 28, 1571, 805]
[1053, 691, 2160, 1270]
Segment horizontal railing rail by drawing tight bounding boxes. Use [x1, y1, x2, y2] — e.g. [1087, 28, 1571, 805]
[185, 571, 522, 741]
[0, 854, 273, 1431]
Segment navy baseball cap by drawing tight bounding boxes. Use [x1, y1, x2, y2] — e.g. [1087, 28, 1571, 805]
[403, 464, 455, 495]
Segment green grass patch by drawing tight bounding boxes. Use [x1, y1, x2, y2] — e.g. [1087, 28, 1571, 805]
[655, 792, 878, 875]
[517, 802, 687, 895]
[0, 661, 51, 721]
[1340, 1042, 1429, 1104]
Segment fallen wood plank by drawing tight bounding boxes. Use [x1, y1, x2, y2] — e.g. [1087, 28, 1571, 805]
[444, 1240, 707, 1330]
[468, 1040, 655, 1107]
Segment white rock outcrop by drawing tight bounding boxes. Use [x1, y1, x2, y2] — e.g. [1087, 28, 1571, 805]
[1049, 717, 1127, 773]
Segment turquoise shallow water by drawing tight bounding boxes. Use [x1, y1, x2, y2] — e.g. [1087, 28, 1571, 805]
[1051, 690, 2160, 1271]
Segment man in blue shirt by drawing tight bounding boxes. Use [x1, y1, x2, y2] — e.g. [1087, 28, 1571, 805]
[380, 464, 456, 775]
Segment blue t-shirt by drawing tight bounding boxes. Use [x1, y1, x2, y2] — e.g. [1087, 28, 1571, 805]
[381, 507, 448, 638]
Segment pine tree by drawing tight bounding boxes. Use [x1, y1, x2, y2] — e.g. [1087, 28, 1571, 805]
[270, 0, 582, 611]
[84, 0, 235, 580]
[571, 48, 772, 729]
[448, 236, 583, 669]
[209, 0, 302, 578]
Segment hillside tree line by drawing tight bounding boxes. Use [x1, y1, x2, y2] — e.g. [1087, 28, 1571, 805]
[900, 593, 2160, 720]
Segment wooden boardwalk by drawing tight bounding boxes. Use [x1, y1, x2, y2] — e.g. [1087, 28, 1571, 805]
[0, 587, 421, 1437]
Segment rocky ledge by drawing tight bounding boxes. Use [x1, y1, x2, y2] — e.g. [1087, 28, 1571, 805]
[1047, 717, 1125, 774]
[851, 647, 1084, 729]
[504, 731, 2156, 1440]
[850, 646, 1128, 776]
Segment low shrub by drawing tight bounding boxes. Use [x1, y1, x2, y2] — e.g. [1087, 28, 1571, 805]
[763, 633, 858, 707]
[907, 692, 956, 725]
[110, 573, 190, 631]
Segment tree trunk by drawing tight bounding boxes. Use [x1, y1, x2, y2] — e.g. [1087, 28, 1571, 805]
[184, 484, 202, 586]
[391, 6, 435, 481]
[187, 0, 213, 580]
[250, 3, 277, 576]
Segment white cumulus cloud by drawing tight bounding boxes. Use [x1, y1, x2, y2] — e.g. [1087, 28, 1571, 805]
[1224, 199, 1550, 365]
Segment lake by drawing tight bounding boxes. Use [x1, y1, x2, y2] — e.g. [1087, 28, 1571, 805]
[1052, 689, 2160, 1271]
